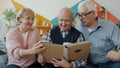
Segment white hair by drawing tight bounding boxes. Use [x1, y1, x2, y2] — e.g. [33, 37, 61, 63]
[78, 0, 96, 12]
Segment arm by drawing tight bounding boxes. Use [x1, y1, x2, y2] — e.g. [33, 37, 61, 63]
[51, 57, 73, 68]
[6, 29, 45, 60]
[20, 28, 45, 57]
[19, 41, 45, 57]
[107, 24, 120, 62]
[51, 57, 87, 68]
[6, 31, 24, 60]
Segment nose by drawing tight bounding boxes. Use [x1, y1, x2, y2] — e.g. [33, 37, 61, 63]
[28, 21, 33, 26]
[62, 21, 66, 25]
[80, 16, 85, 20]
[29, 19, 34, 24]
[30, 18, 34, 22]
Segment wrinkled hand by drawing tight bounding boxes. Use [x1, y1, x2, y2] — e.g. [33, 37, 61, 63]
[29, 41, 45, 54]
[38, 54, 45, 63]
[107, 50, 120, 62]
[51, 56, 72, 68]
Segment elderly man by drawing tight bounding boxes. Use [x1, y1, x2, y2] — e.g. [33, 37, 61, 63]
[76, 0, 120, 68]
[38, 7, 87, 68]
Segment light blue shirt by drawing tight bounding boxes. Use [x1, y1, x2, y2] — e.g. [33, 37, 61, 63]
[76, 18, 120, 64]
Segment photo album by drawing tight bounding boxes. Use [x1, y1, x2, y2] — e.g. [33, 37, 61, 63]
[41, 41, 91, 63]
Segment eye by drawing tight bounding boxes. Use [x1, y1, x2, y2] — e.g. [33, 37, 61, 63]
[65, 19, 70, 22]
[59, 19, 63, 22]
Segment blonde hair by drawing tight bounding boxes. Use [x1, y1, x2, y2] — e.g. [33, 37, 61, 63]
[16, 8, 34, 23]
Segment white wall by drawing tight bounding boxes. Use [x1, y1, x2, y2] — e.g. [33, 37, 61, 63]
[0, 0, 8, 15]
[15, 0, 81, 20]
[1, 0, 120, 41]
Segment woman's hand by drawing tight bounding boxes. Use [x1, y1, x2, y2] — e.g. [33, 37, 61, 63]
[107, 50, 120, 62]
[51, 56, 73, 68]
[19, 41, 45, 57]
[29, 41, 45, 54]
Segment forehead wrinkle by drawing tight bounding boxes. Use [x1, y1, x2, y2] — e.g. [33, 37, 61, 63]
[58, 7, 73, 19]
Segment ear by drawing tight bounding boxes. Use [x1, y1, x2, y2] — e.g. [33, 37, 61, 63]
[17, 17, 22, 23]
[92, 11, 96, 15]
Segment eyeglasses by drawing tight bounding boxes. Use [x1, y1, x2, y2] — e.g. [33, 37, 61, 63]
[76, 11, 93, 18]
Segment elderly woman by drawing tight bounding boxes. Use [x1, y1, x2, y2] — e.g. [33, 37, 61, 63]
[6, 8, 45, 68]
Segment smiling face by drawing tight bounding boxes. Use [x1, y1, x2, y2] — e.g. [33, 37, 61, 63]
[58, 8, 73, 31]
[18, 8, 34, 32]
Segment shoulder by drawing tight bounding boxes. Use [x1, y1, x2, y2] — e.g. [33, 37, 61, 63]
[30, 27, 39, 33]
[7, 27, 18, 36]
[99, 18, 115, 27]
[76, 22, 83, 31]
[50, 26, 60, 32]
[98, 18, 118, 33]
[51, 26, 59, 30]
[71, 27, 82, 35]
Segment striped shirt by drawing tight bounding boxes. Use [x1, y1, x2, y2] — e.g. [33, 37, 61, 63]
[76, 18, 120, 64]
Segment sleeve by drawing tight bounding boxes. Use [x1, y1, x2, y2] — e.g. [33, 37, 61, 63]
[111, 25, 120, 48]
[71, 59, 87, 68]
[6, 31, 23, 60]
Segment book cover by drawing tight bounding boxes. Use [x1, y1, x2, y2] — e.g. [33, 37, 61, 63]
[41, 41, 91, 63]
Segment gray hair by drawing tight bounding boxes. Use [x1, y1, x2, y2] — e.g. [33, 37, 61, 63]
[78, 0, 96, 12]
[16, 8, 34, 23]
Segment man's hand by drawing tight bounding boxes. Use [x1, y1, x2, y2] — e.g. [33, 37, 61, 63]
[107, 50, 120, 62]
[51, 56, 73, 68]
[38, 54, 45, 63]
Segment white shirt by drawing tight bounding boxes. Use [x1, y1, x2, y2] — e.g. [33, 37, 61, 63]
[62, 31, 68, 38]
[87, 28, 94, 33]
[22, 32, 28, 41]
